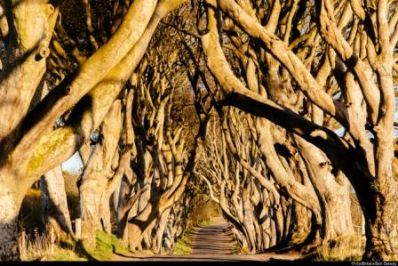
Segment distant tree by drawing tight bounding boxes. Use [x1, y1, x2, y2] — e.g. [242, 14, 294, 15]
[200, 0, 398, 260]
[0, 0, 396, 261]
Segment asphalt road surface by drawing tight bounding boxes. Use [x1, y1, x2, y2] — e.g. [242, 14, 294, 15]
[113, 217, 301, 262]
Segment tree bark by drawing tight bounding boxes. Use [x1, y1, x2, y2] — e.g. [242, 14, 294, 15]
[295, 136, 354, 241]
[363, 180, 398, 260]
[0, 178, 20, 261]
[41, 166, 74, 237]
[79, 100, 123, 248]
[153, 208, 171, 253]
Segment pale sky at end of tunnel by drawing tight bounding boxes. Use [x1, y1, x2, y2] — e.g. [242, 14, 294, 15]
[62, 152, 83, 174]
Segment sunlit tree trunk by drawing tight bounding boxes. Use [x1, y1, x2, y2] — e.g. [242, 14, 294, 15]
[295, 137, 354, 242]
[41, 166, 74, 239]
[0, 178, 21, 261]
[0, 1, 57, 260]
[153, 208, 171, 253]
[79, 100, 123, 248]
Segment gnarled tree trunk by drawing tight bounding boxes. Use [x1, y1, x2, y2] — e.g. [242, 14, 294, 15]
[0, 177, 21, 261]
[41, 166, 74, 239]
[79, 100, 123, 248]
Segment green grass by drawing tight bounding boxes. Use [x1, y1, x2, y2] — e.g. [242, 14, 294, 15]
[173, 228, 194, 255]
[49, 231, 131, 261]
[20, 232, 88, 261]
[312, 235, 365, 261]
[84, 230, 131, 260]
[20, 229, 130, 261]
[52, 237, 86, 261]
[47, 245, 87, 261]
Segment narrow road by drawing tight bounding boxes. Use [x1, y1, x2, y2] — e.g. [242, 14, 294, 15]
[190, 217, 236, 255]
[113, 217, 301, 261]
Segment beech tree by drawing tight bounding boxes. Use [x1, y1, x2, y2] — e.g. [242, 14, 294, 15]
[200, 0, 397, 260]
[0, 0, 187, 260]
[197, 106, 354, 253]
[0, 0, 396, 262]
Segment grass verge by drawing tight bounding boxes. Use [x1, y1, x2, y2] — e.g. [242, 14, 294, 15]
[83, 230, 131, 260]
[312, 235, 364, 261]
[173, 228, 194, 255]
